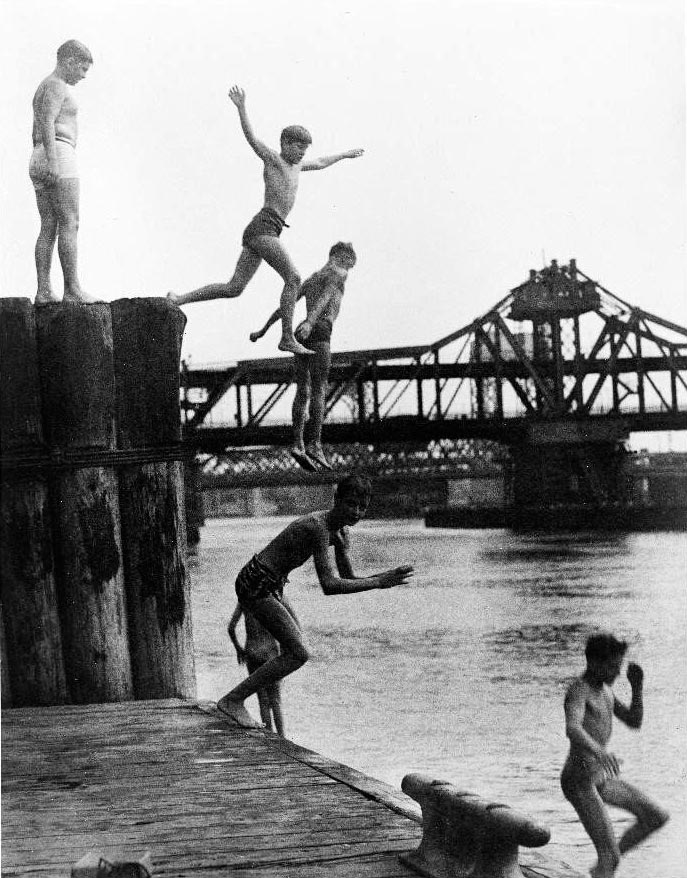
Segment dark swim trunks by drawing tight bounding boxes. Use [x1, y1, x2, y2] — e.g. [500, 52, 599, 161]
[242, 208, 289, 250]
[307, 318, 333, 344]
[235, 555, 288, 607]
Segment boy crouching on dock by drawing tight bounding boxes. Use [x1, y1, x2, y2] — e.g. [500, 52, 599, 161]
[561, 633, 669, 877]
[218, 474, 413, 728]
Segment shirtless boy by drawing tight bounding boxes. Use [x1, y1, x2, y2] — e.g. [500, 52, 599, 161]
[217, 474, 413, 728]
[29, 40, 97, 305]
[227, 600, 295, 736]
[250, 242, 357, 471]
[169, 86, 364, 356]
[561, 633, 669, 877]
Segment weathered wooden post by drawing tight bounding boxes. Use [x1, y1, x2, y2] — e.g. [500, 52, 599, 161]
[111, 299, 196, 699]
[35, 302, 133, 703]
[0, 603, 11, 707]
[0, 299, 68, 706]
[184, 459, 204, 555]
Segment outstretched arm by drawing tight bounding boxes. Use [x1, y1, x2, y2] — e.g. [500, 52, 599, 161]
[250, 308, 281, 342]
[613, 662, 644, 729]
[227, 603, 246, 664]
[313, 524, 413, 595]
[228, 86, 273, 161]
[251, 288, 308, 342]
[302, 148, 364, 171]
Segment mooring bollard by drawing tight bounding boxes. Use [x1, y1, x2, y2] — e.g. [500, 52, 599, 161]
[400, 773, 551, 878]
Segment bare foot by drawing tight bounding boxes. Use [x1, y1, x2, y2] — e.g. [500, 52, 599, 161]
[63, 291, 104, 304]
[217, 696, 264, 729]
[279, 336, 314, 356]
[306, 443, 333, 470]
[291, 447, 318, 472]
[34, 291, 61, 306]
[590, 864, 615, 878]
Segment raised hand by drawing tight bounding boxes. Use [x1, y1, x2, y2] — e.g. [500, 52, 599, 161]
[228, 85, 246, 108]
[346, 148, 365, 159]
[627, 662, 644, 688]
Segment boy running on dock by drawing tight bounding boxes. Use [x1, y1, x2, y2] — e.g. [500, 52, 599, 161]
[30, 40, 99, 305]
[217, 474, 413, 728]
[168, 86, 364, 356]
[561, 633, 669, 877]
[227, 601, 293, 736]
[250, 242, 357, 471]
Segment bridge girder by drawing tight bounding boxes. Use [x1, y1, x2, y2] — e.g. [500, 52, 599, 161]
[181, 260, 687, 457]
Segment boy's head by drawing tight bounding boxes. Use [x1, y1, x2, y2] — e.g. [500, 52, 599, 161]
[334, 474, 372, 524]
[329, 242, 357, 271]
[56, 40, 92, 84]
[585, 633, 628, 682]
[280, 125, 312, 164]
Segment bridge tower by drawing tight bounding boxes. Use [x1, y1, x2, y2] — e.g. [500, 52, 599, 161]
[181, 257, 686, 528]
[500, 259, 629, 512]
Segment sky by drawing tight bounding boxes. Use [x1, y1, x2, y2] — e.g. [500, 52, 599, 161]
[1, 0, 685, 443]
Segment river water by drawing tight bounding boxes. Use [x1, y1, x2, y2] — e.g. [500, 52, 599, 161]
[190, 516, 686, 878]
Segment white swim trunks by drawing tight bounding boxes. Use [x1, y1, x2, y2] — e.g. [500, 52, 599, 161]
[29, 139, 79, 191]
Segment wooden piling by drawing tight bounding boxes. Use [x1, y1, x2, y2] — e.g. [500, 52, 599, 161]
[0, 602, 11, 707]
[2, 298, 195, 707]
[111, 299, 196, 699]
[35, 302, 133, 703]
[0, 299, 67, 706]
[184, 459, 204, 554]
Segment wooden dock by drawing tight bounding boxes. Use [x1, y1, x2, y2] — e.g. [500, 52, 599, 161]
[1, 699, 582, 878]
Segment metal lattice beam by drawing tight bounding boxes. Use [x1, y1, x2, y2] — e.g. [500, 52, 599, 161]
[182, 261, 687, 455]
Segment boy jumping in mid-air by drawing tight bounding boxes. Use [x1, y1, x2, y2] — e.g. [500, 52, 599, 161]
[561, 633, 669, 877]
[217, 474, 413, 728]
[168, 86, 364, 356]
[250, 241, 357, 471]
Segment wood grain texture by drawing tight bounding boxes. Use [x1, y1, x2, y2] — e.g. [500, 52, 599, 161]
[111, 299, 194, 700]
[0, 299, 66, 707]
[1, 699, 584, 878]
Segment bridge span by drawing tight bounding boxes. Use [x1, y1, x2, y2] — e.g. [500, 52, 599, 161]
[180, 260, 686, 519]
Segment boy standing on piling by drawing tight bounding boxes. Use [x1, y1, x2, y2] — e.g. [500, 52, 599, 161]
[217, 474, 413, 728]
[30, 40, 99, 305]
[561, 633, 669, 877]
[168, 86, 364, 356]
[249, 242, 357, 471]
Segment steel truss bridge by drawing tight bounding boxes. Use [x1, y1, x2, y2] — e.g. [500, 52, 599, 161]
[181, 260, 687, 492]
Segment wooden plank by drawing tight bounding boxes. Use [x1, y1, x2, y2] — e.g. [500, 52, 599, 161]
[5, 814, 418, 852]
[3, 826, 420, 867]
[1, 699, 581, 878]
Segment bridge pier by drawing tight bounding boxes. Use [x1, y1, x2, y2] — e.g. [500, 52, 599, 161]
[510, 420, 630, 510]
